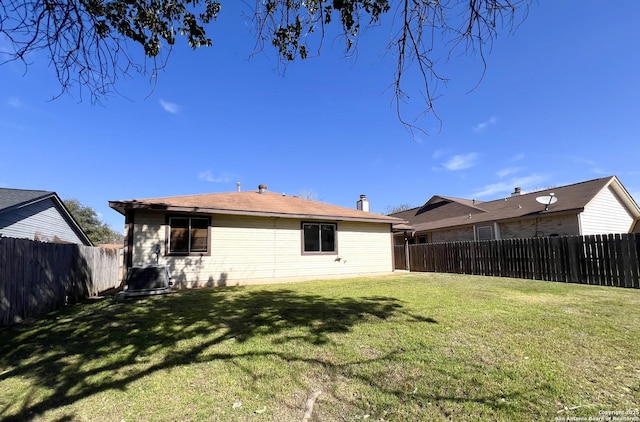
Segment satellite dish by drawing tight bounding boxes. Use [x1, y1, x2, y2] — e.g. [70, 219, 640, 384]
[536, 193, 558, 211]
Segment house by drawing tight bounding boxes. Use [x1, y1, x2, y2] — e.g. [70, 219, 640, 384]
[109, 185, 406, 288]
[0, 188, 92, 245]
[390, 176, 640, 245]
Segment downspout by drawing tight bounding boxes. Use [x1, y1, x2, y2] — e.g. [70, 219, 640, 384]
[404, 231, 412, 271]
[273, 217, 277, 279]
[123, 209, 135, 283]
[577, 212, 584, 235]
[390, 228, 395, 271]
[493, 222, 501, 240]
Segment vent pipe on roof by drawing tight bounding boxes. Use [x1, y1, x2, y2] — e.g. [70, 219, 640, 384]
[258, 184, 268, 194]
[357, 194, 370, 212]
[236, 182, 241, 192]
[511, 187, 522, 196]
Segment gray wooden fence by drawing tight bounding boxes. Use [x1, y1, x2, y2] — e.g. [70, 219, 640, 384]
[395, 233, 640, 288]
[0, 237, 121, 325]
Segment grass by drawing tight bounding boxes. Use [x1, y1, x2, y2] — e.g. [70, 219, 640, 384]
[1, 273, 639, 421]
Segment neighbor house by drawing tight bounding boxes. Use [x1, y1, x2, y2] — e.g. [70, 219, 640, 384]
[0, 188, 92, 245]
[109, 185, 406, 288]
[391, 176, 640, 246]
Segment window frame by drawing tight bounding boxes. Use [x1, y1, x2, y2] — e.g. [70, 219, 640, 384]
[476, 225, 493, 241]
[301, 222, 338, 255]
[165, 215, 211, 256]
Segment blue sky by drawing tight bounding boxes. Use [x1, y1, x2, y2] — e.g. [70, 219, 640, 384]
[1, 1, 639, 232]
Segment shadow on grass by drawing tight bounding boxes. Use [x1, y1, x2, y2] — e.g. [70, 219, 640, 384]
[0, 287, 411, 421]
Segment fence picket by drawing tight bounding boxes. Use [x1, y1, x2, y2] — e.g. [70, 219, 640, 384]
[404, 233, 640, 289]
[633, 235, 640, 289]
[620, 234, 631, 288]
[1, 238, 121, 325]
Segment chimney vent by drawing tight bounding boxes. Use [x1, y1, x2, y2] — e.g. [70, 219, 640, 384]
[258, 184, 268, 194]
[356, 194, 370, 212]
[511, 187, 522, 196]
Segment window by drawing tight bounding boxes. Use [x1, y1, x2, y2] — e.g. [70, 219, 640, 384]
[476, 225, 493, 241]
[302, 222, 336, 254]
[168, 216, 210, 254]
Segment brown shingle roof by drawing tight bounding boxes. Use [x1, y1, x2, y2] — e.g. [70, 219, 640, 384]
[110, 190, 405, 224]
[392, 176, 639, 232]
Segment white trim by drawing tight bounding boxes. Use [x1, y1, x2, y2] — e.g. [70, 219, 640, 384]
[577, 213, 584, 235]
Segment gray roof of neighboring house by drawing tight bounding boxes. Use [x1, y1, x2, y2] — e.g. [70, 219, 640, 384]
[0, 188, 55, 213]
[390, 176, 640, 233]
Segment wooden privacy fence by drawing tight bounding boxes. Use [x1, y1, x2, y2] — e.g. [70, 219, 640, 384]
[398, 233, 640, 288]
[0, 237, 121, 325]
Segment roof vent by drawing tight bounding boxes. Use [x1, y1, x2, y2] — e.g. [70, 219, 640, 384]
[511, 187, 522, 196]
[258, 184, 267, 194]
[356, 194, 370, 212]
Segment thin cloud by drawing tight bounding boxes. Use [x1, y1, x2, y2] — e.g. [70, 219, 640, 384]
[569, 157, 611, 175]
[470, 174, 547, 198]
[510, 153, 525, 162]
[159, 99, 180, 114]
[7, 97, 23, 108]
[472, 116, 497, 133]
[442, 153, 479, 171]
[432, 148, 448, 159]
[571, 156, 596, 166]
[496, 167, 521, 178]
[198, 170, 232, 183]
[0, 118, 26, 131]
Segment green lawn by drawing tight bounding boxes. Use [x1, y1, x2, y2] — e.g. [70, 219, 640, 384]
[1, 273, 639, 421]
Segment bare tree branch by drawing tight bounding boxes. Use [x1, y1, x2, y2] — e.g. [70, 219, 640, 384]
[0, 0, 220, 102]
[250, 0, 528, 136]
[0, 0, 529, 132]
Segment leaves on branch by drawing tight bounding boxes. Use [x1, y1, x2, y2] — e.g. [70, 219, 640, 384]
[0, 0, 221, 101]
[63, 199, 123, 245]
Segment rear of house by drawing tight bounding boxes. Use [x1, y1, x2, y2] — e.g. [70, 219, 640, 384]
[110, 186, 404, 288]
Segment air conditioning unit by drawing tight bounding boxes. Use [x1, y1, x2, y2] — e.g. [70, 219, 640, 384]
[114, 265, 173, 301]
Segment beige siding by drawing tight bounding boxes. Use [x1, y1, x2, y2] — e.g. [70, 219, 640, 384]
[131, 212, 165, 265]
[499, 214, 580, 239]
[130, 213, 393, 288]
[580, 186, 634, 235]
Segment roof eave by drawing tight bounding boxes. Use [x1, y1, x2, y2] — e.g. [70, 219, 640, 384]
[0, 192, 53, 216]
[109, 202, 404, 225]
[606, 176, 640, 217]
